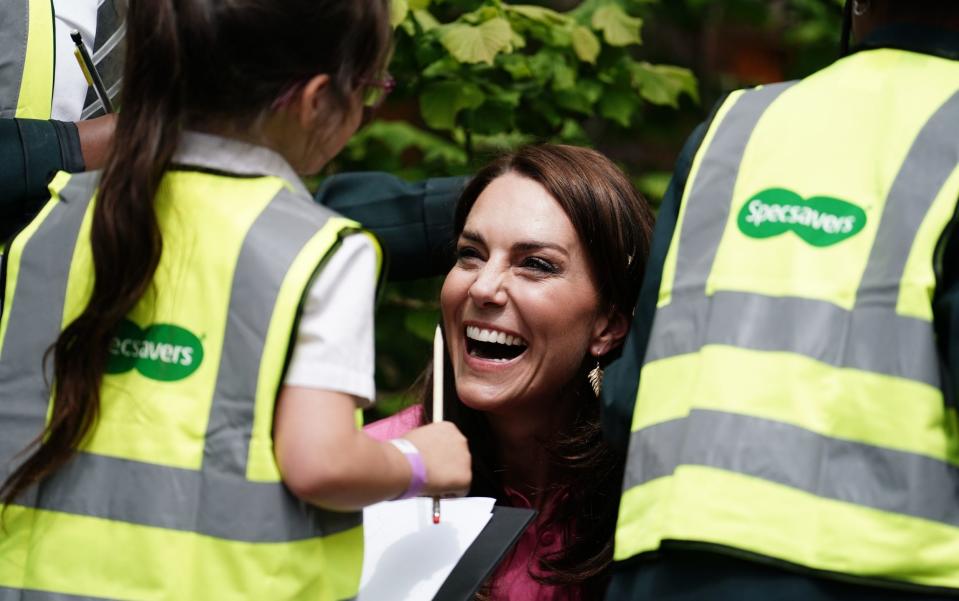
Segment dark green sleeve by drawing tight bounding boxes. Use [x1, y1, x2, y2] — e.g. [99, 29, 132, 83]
[0, 118, 84, 241]
[315, 172, 467, 281]
[933, 208, 959, 408]
[600, 122, 708, 452]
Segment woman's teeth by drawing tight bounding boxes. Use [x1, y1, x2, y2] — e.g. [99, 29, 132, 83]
[464, 326, 528, 361]
[465, 326, 527, 347]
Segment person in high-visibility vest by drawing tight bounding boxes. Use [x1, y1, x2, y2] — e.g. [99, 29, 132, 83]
[604, 1, 959, 600]
[0, 0, 119, 242]
[0, 0, 54, 120]
[0, 0, 124, 121]
[0, 1, 471, 599]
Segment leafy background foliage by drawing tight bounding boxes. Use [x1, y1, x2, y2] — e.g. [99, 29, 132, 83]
[325, 0, 842, 416]
[340, 0, 698, 182]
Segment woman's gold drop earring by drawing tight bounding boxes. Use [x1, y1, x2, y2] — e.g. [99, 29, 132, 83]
[588, 361, 604, 398]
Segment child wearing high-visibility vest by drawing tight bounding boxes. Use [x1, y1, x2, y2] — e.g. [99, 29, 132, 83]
[0, 2, 470, 599]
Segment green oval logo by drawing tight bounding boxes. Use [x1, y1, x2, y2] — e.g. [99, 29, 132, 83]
[737, 188, 867, 247]
[106, 319, 204, 382]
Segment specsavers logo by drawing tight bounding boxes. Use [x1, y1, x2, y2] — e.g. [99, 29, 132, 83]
[737, 188, 867, 247]
[106, 319, 204, 382]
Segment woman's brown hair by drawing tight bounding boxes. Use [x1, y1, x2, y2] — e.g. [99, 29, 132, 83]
[424, 144, 654, 597]
[1, 0, 391, 507]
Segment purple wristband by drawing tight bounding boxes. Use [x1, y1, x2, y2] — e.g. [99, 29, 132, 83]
[389, 438, 428, 499]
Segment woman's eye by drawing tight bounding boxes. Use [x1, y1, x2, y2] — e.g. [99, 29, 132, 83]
[456, 246, 482, 262]
[522, 256, 558, 274]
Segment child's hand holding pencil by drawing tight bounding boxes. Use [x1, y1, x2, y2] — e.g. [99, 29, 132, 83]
[397, 326, 471, 512]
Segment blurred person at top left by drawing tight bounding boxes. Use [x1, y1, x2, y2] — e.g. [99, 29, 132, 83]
[0, 0, 122, 240]
[0, 0, 123, 120]
[0, 1, 474, 600]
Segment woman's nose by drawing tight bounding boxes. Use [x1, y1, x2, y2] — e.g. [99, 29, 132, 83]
[468, 264, 507, 307]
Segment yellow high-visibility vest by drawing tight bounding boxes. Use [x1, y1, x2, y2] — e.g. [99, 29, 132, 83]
[0, 0, 54, 118]
[615, 48, 959, 592]
[0, 149, 382, 600]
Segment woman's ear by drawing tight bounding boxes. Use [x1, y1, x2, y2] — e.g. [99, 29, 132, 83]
[293, 74, 332, 130]
[589, 308, 630, 358]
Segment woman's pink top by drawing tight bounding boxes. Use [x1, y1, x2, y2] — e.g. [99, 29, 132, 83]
[364, 406, 577, 601]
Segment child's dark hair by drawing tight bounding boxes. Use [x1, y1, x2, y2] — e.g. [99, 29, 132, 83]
[1, 0, 391, 507]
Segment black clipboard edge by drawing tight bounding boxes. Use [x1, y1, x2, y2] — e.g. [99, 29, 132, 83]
[433, 506, 537, 601]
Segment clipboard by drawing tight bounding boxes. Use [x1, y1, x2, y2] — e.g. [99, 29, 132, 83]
[433, 505, 537, 601]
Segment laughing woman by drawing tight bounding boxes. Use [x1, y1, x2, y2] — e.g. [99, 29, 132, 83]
[367, 144, 654, 600]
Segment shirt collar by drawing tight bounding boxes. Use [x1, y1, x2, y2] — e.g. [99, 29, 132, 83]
[853, 23, 959, 61]
[171, 131, 309, 197]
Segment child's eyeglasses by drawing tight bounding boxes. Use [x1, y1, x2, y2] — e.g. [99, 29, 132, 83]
[359, 74, 395, 110]
[270, 74, 396, 113]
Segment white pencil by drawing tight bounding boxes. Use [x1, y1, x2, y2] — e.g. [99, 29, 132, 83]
[432, 325, 443, 524]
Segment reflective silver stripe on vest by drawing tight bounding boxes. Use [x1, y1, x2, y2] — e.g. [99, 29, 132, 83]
[0, 586, 120, 601]
[0, 0, 30, 118]
[859, 88, 959, 305]
[0, 587, 357, 601]
[204, 185, 326, 478]
[623, 409, 959, 528]
[644, 87, 959, 389]
[646, 291, 939, 386]
[0, 174, 361, 543]
[670, 82, 796, 302]
[0, 174, 94, 510]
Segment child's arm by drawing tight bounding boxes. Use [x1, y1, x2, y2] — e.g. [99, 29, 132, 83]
[274, 385, 471, 511]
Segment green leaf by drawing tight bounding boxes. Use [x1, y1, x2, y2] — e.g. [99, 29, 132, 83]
[528, 50, 577, 90]
[440, 17, 514, 65]
[408, 0, 431, 9]
[412, 9, 440, 32]
[506, 5, 569, 27]
[555, 79, 602, 114]
[509, 27, 527, 51]
[505, 4, 572, 47]
[481, 81, 522, 107]
[555, 90, 593, 115]
[421, 56, 460, 79]
[463, 5, 502, 24]
[571, 25, 601, 63]
[591, 5, 643, 47]
[390, 0, 409, 27]
[347, 121, 467, 167]
[557, 119, 589, 144]
[551, 58, 577, 91]
[630, 62, 699, 107]
[420, 81, 486, 130]
[595, 58, 636, 86]
[528, 52, 552, 84]
[598, 87, 639, 127]
[501, 54, 534, 80]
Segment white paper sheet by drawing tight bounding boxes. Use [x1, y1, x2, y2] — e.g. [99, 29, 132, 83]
[358, 497, 496, 601]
